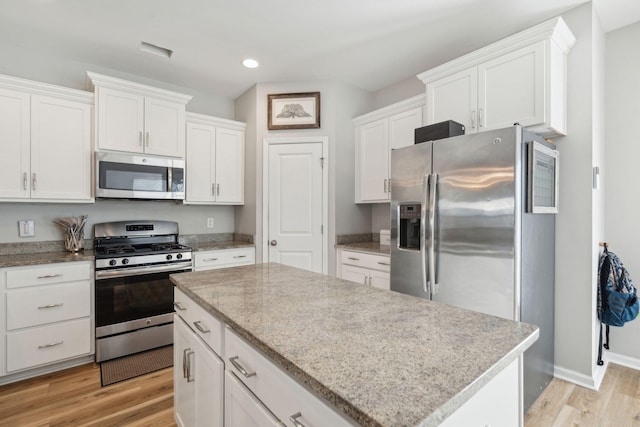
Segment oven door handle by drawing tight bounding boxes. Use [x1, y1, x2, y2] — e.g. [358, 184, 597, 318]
[95, 261, 193, 280]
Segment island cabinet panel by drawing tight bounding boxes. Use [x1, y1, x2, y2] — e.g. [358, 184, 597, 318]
[224, 370, 282, 427]
[224, 327, 355, 427]
[174, 287, 223, 354]
[439, 358, 520, 427]
[173, 315, 224, 427]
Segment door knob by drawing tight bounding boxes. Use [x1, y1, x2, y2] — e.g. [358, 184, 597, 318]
[270, 240, 278, 246]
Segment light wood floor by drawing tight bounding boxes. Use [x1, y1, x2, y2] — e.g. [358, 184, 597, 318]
[0, 363, 176, 427]
[0, 361, 638, 426]
[525, 363, 640, 427]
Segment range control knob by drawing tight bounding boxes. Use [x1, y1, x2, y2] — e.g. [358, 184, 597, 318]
[166, 254, 173, 260]
[122, 258, 129, 265]
[176, 253, 183, 260]
[109, 259, 117, 266]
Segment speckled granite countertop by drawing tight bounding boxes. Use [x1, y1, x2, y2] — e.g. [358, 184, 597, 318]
[171, 263, 538, 427]
[335, 241, 390, 255]
[189, 241, 254, 252]
[0, 250, 95, 268]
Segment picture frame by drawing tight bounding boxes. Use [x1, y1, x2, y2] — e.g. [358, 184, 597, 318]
[267, 92, 320, 130]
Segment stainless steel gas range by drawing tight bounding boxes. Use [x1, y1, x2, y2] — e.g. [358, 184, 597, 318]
[94, 220, 192, 362]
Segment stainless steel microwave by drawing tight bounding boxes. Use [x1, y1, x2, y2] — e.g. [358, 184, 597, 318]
[96, 152, 185, 200]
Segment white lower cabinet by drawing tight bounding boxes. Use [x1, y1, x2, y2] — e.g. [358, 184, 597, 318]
[224, 370, 282, 427]
[0, 261, 94, 381]
[174, 315, 224, 427]
[193, 247, 255, 272]
[337, 249, 390, 290]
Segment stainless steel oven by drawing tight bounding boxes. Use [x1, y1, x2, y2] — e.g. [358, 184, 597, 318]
[94, 220, 192, 362]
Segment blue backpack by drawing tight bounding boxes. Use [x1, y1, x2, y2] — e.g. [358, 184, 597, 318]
[597, 245, 639, 365]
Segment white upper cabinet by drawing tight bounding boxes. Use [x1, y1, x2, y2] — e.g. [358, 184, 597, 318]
[0, 76, 93, 203]
[88, 72, 192, 158]
[185, 113, 245, 205]
[419, 17, 575, 138]
[354, 95, 424, 203]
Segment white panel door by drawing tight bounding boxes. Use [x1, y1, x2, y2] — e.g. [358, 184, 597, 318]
[0, 88, 30, 199]
[144, 97, 185, 157]
[267, 142, 323, 273]
[186, 122, 215, 203]
[215, 127, 244, 204]
[426, 66, 478, 132]
[30, 95, 92, 200]
[479, 41, 545, 131]
[96, 87, 144, 153]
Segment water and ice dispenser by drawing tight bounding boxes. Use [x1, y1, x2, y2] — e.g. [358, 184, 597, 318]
[398, 203, 421, 250]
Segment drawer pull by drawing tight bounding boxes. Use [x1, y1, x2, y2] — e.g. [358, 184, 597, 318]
[229, 356, 256, 378]
[37, 273, 63, 279]
[289, 412, 307, 427]
[183, 348, 191, 378]
[174, 302, 187, 311]
[38, 303, 64, 309]
[38, 341, 63, 349]
[203, 258, 219, 262]
[193, 321, 210, 334]
[377, 261, 390, 266]
[233, 255, 247, 259]
[186, 350, 195, 382]
[347, 257, 360, 261]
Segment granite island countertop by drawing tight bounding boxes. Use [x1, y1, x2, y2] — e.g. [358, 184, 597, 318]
[335, 241, 390, 255]
[171, 262, 538, 427]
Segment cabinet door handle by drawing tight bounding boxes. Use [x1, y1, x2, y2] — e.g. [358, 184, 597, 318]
[377, 261, 390, 266]
[183, 348, 190, 378]
[38, 303, 64, 309]
[212, 183, 215, 196]
[193, 320, 210, 334]
[23, 172, 28, 190]
[289, 412, 307, 427]
[217, 183, 220, 196]
[145, 131, 150, 147]
[38, 341, 63, 349]
[203, 258, 219, 262]
[37, 273, 63, 279]
[174, 301, 187, 311]
[471, 110, 476, 129]
[347, 257, 359, 261]
[229, 356, 256, 378]
[32, 173, 37, 191]
[186, 350, 195, 382]
[138, 131, 143, 146]
[479, 108, 483, 128]
[233, 255, 246, 259]
[364, 276, 368, 286]
[383, 178, 388, 193]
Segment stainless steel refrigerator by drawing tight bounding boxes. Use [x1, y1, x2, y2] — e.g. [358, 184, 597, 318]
[390, 125, 557, 412]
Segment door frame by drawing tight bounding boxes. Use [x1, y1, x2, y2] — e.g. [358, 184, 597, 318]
[262, 136, 329, 274]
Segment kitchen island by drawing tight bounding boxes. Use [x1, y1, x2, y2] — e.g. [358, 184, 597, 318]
[171, 263, 538, 427]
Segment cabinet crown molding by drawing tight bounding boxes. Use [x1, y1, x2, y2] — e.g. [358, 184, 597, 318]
[185, 111, 246, 131]
[417, 16, 576, 84]
[0, 73, 94, 104]
[86, 71, 193, 104]
[353, 94, 425, 125]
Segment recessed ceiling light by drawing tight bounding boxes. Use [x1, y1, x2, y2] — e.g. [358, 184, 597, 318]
[139, 41, 173, 59]
[242, 58, 259, 69]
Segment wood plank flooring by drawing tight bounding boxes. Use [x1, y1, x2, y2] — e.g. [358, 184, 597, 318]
[0, 363, 176, 427]
[0, 361, 638, 426]
[525, 363, 640, 427]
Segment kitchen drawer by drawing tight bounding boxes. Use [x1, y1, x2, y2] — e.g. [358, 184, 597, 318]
[194, 247, 255, 271]
[6, 317, 91, 372]
[340, 250, 390, 272]
[174, 287, 223, 356]
[6, 280, 91, 330]
[225, 327, 354, 427]
[6, 262, 91, 289]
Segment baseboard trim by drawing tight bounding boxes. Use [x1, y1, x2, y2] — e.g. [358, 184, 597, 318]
[0, 355, 94, 386]
[553, 363, 606, 391]
[605, 351, 640, 370]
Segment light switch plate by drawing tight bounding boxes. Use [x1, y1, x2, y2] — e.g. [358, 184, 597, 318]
[18, 220, 35, 237]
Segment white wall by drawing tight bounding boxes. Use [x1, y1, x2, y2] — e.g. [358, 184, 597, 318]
[604, 21, 640, 360]
[553, 3, 606, 385]
[0, 201, 235, 243]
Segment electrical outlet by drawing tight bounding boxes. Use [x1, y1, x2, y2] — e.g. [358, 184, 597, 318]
[18, 220, 35, 237]
[207, 218, 214, 228]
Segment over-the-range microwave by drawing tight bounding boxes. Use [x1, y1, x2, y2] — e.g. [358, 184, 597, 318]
[96, 152, 185, 201]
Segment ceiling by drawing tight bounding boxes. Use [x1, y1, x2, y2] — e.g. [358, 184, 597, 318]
[1, 0, 639, 100]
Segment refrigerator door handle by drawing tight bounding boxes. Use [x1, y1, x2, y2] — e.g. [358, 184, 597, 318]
[428, 173, 439, 296]
[421, 174, 429, 296]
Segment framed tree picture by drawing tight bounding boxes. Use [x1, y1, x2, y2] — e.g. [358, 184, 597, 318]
[267, 92, 320, 130]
